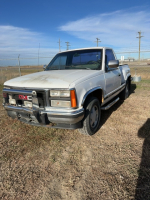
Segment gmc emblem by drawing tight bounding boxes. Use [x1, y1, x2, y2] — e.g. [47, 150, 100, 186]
[18, 95, 32, 100]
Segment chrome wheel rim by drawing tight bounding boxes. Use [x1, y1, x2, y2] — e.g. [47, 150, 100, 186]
[90, 105, 99, 128]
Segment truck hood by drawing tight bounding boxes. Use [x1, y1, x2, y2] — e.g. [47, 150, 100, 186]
[4, 70, 99, 89]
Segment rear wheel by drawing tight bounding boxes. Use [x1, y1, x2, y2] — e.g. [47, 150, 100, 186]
[120, 80, 130, 100]
[78, 97, 101, 135]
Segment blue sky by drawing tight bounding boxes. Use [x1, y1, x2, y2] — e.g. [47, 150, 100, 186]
[0, 0, 150, 66]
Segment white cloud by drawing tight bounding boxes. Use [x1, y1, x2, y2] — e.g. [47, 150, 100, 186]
[0, 25, 43, 48]
[0, 25, 58, 65]
[59, 10, 150, 51]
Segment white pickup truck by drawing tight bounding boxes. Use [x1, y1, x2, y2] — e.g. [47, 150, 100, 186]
[3, 47, 132, 135]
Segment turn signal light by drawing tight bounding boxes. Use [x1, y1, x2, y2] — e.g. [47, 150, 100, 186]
[70, 90, 77, 108]
[3, 93, 7, 98]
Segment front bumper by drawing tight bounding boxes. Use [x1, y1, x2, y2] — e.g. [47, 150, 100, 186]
[3, 104, 84, 129]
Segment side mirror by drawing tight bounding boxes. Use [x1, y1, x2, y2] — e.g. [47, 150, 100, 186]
[108, 60, 119, 68]
[43, 65, 47, 70]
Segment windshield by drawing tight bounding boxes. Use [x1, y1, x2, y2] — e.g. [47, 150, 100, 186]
[46, 49, 102, 70]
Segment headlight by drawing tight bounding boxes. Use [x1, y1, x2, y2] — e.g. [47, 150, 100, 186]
[50, 89, 77, 108]
[50, 90, 70, 97]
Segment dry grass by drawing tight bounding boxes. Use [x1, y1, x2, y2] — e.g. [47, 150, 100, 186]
[0, 66, 150, 199]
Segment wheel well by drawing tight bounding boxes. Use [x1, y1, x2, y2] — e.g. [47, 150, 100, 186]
[83, 89, 103, 107]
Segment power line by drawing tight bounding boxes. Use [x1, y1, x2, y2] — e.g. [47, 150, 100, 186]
[57, 38, 62, 52]
[136, 31, 144, 60]
[95, 38, 101, 47]
[0, 56, 53, 61]
[38, 43, 40, 66]
[116, 50, 150, 54]
[65, 42, 70, 50]
[18, 54, 21, 76]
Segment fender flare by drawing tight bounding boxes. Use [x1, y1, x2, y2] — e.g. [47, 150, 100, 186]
[126, 74, 131, 80]
[81, 86, 103, 106]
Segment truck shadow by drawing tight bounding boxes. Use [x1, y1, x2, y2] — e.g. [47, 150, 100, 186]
[100, 83, 136, 127]
[135, 118, 150, 200]
[130, 83, 136, 94]
[101, 100, 123, 127]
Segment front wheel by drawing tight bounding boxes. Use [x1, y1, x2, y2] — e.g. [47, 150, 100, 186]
[78, 97, 101, 135]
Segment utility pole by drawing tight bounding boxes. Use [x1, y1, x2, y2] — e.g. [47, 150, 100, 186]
[65, 42, 70, 50]
[136, 31, 143, 61]
[18, 54, 21, 76]
[38, 43, 40, 66]
[57, 38, 62, 52]
[95, 38, 101, 47]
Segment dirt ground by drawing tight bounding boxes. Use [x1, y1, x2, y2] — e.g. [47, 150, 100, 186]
[0, 68, 150, 199]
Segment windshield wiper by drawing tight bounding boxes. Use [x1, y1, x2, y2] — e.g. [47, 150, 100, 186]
[79, 68, 91, 70]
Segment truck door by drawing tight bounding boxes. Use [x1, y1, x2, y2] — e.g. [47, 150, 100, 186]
[104, 49, 121, 95]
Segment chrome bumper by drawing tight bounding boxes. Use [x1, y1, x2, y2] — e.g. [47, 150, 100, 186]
[4, 105, 35, 114]
[3, 105, 84, 125]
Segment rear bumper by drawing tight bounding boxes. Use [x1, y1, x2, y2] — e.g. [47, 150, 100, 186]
[3, 104, 84, 128]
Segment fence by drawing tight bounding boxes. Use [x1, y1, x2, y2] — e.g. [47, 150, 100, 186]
[0, 54, 54, 84]
[0, 66, 43, 84]
[1, 62, 150, 85]
[115, 50, 150, 61]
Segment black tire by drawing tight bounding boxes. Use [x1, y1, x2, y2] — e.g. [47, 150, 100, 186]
[119, 79, 130, 100]
[78, 97, 101, 135]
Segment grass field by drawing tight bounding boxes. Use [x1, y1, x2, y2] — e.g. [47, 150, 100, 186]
[0, 64, 150, 199]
